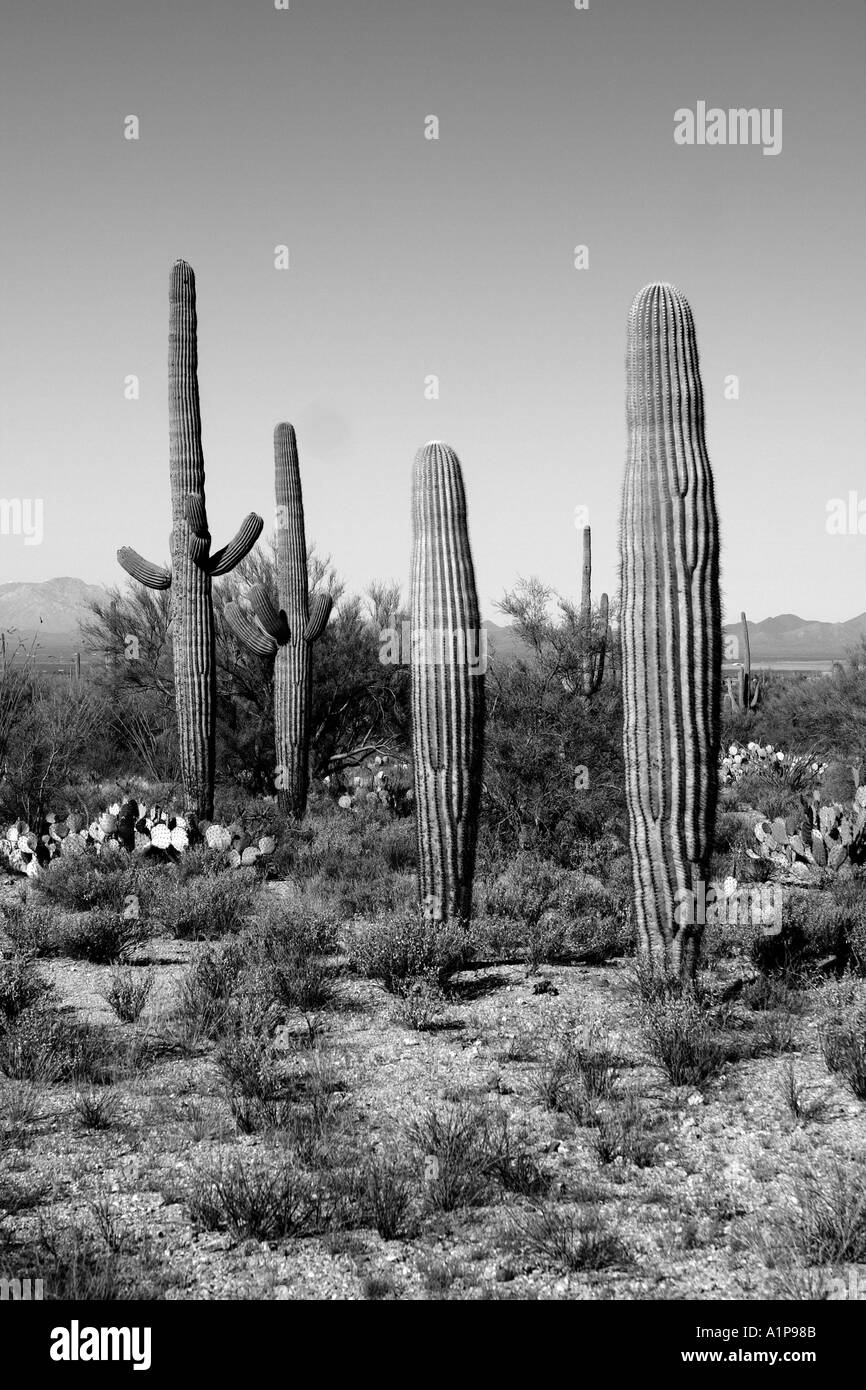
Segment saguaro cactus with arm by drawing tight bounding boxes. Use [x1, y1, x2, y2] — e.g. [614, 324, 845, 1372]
[118, 260, 264, 818]
[579, 525, 609, 695]
[410, 441, 485, 926]
[619, 284, 722, 980]
[224, 423, 332, 818]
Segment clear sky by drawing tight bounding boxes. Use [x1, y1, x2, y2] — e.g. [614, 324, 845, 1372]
[1, 0, 863, 621]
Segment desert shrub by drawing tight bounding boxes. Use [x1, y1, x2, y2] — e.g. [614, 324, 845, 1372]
[345, 909, 468, 992]
[0, 900, 65, 957]
[534, 1024, 622, 1124]
[0, 1082, 41, 1148]
[568, 913, 632, 965]
[103, 966, 155, 1023]
[244, 906, 339, 1017]
[26, 1216, 176, 1300]
[778, 1060, 825, 1124]
[818, 979, 866, 1100]
[187, 1152, 324, 1240]
[355, 1152, 415, 1239]
[216, 1019, 287, 1105]
[754, 1007, 799, 1056]
[73, 1087, 122, 1130]
[391, 973, 447, 1031]
[591, 1095, 664, 1167]
[56, 909, 150, 964]
[827, 876, 866, 976]
[0, 958, 51, 1030]
[509, 1204, 629, 1272]
[408, 1100, 542, 1211]
[482, 584, 626, 864]
[641, 993, 725, 1088]
[171, 845, 237, 882]
[33, 849, 135, 913]
[471, 914, 531, 962]
[143, 867, 260, 939]
[379, 819, 416, 873]
[482, 1113, 548, 1197]
[171, 939, 247, 1044]
[750, 892, 849, 982]
[2, 683, 104, 825]
[479, 853, 627, 967]
[0, 1007, 120, 1085]
[790, 1162, 866, 1264]
[272, 1049, 349, 1166]
[741, 974, 802, 1014]
[483, 854, 574, 924]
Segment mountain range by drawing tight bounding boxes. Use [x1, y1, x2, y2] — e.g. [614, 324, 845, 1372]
[0, 579, 862, 665]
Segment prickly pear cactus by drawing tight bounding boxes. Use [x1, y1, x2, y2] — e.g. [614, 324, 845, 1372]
[751, 788, 866, 877]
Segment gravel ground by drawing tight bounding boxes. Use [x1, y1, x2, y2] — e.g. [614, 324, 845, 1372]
[2, 875, 866, 1301]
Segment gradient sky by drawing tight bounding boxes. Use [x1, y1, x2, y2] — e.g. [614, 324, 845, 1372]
[1, 0, 863, 621]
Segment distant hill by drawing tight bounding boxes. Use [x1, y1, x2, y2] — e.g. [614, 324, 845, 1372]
[725, 613, 866, 662]
[0, 577, 109, 664]
[0, 582, 861, 668]
[0, 577, 109, 635]
[482, 620, 529, 662]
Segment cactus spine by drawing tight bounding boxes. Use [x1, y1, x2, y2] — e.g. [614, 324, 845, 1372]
[579, 525, 609, 695]
[620, 284, 722, 979]
[410, 442, 485, 925]
[118, 260, 264, 818]
[724, 610, 761, 713]
[225, 424, 332, 818]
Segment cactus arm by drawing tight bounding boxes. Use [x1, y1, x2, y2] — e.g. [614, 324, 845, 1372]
[184, 494, 210, 539]
[248, 583, 289, 643]
[593, 591, 609, 689]
[117, 547, 172, 590]
[224, 601, 279, 658]
[208, 513, 265, 576]
[723, 678, 736, 714]
[304, 592, 333, 642]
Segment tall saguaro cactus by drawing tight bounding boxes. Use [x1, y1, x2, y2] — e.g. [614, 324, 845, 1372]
[620, 284, 722, 979]
[579, 525, 609, 695]
[118, 260, 264, 818]
[225, 424, 332, 818]
[410, 442, 485, 925]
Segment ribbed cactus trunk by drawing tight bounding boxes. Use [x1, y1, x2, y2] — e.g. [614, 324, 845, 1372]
[579, 525, 609, 695]
[224, 424, 332, 819]
[620, 284, 722, 980]
[273, 424, 333, 817]
[118, 261, 264, 819]
[410, 442, 485, 925]
[168, 262, 215, 818]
